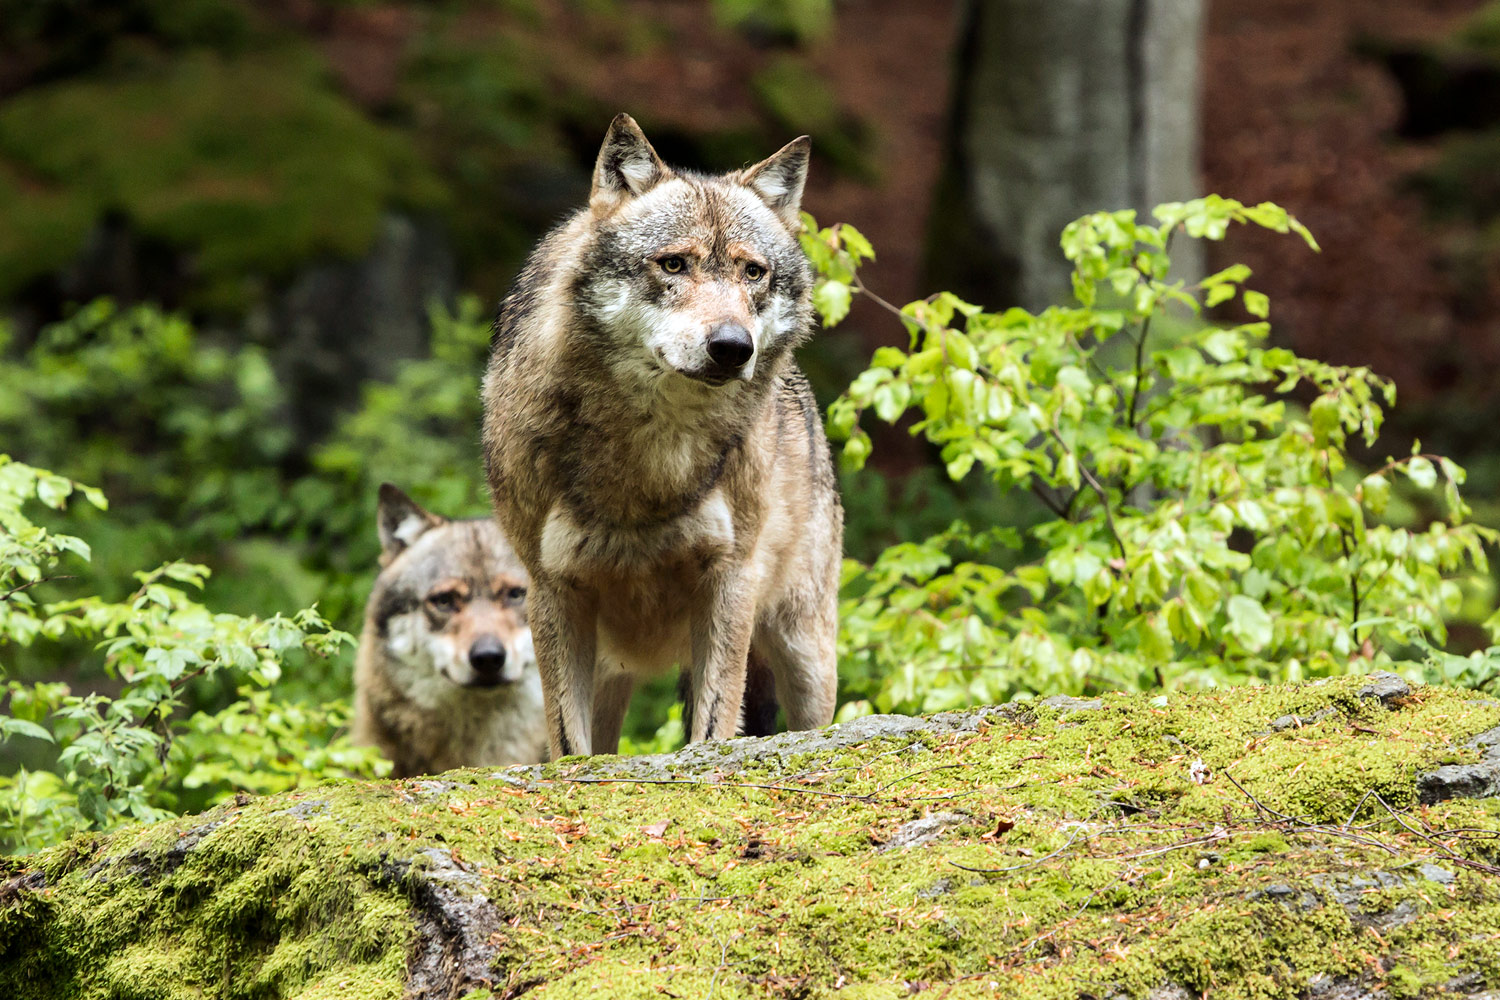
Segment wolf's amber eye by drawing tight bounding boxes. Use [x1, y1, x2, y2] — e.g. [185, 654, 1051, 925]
[745, 263, 767, 281]
[659, 256, 685, 274]
[427, 590, 461, 613]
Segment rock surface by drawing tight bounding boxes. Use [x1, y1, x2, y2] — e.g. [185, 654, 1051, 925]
[3, 675, 1500, 999]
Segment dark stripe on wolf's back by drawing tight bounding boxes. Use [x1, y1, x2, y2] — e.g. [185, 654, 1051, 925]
[779, 369, 830, 486]
[491, 248, 555, 354]
[372, 587, 418, 637]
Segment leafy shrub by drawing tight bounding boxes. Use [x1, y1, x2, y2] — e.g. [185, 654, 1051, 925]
[0, 293, 494, 633]
[805, 198, 1500, 717]
[0, 456, 383, 854]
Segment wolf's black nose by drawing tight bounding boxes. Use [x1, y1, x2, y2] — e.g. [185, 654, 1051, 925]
[469, 637, 508, 680]
[706, 323, 754, 371]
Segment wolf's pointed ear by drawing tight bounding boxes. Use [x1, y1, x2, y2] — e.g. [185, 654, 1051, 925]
[741, 136, 811, 229]
[591, 113, 669, 214]
[377, 484, 444, 565]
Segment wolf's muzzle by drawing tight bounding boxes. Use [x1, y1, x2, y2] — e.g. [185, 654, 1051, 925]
[705, 322, 754, 377]
[468, 635, 513, 686]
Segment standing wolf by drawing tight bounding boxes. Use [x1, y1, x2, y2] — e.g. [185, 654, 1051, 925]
[481, 113, 842, 758]
[353, 484, 548, 775]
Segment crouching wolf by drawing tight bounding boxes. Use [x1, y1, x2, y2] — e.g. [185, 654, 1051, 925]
[353, 484, 548, 775]
[481, 113, 843, 759]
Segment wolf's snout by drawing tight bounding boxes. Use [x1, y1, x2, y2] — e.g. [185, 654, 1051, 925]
[706, 323, 754, 373]
[468, 636, 509, 684]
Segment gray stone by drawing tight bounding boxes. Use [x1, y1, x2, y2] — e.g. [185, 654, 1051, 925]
[1466, 725, 1500, 750]
[1039, 695, 1105, 713]
[375, 847, 504, 1000]
[915, 878, 956, 899]
[1416, 723, 1500, 805]
[506, 705, 1015, 785]
[1418, 863, 1456, 884]
[1271, 707, 1337, 731]
[1307, 973, 1388, 1000]
[271, 800, 330, 820]
[1310, 871, 1419, 930]
[409, 780, 462, 799]
[1355, 672, 1412, 706]
[879, 812, 972, 852]
[1416, 760, 1500, 804]
[1146, 985, 1194, 1000]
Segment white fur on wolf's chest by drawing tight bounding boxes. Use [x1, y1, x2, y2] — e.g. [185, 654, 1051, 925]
[538, 489, 734, 578]
[539, 490, 736, 678]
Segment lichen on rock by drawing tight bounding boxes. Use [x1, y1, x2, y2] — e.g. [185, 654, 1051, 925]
[3, 675, 1500, 999]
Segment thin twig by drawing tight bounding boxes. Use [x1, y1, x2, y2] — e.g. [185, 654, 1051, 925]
[877, 763, 972, 793]
[1124, 229, 1173, 428]
[1367, 791, 1500, 876]
[556, 775, 878, 803]
[577, 893, 750, 917]
[1030, 482, 1069, 518]
[949, 807, 1108, 874]
[1046, 421, 1126, 560]
[1342, 789, 1376, 832]
[1125, 315, 1154, 429]
[1222, 770, 1310, 825]
[0, 575, 76, 602]
[702, 932, 731, 1000]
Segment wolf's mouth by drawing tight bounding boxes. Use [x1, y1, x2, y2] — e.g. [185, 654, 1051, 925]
[678, 367, 746, 387]
[461, 673, 519, 689]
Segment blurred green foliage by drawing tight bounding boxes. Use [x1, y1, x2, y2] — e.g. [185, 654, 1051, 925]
[0, 46, 446, 309]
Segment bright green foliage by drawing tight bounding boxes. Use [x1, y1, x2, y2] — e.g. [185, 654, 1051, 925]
[0, 456, 381, 854]
[807, 198, 1500, 717]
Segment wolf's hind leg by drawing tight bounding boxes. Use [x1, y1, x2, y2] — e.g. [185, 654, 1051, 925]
[590, 669, 634, 755]
[528, 582, 598, 758]
[754, 600, 837, 732]
[740, 651, 781, 737]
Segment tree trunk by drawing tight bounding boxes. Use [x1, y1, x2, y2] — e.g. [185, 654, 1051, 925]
[927, 0, 1204, 311]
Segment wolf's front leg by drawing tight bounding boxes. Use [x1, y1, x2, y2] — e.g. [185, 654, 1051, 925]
[687, 570, 758, 742]
[527, 581, 598, 758]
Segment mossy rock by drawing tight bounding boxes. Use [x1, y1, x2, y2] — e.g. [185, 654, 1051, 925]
[4, 674, 1500, 999]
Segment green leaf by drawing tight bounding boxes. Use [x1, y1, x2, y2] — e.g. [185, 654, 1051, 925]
[812, 281, 852, 327]
[1406, 457, 1438, 490]
[1225, 595, 1273, 653]
[1, 718, 54, 743]
[839, 224, 875, 262]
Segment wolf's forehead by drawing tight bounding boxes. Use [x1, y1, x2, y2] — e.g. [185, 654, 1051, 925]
[388, 521, 525, 588]
[612, 180, 790, 253]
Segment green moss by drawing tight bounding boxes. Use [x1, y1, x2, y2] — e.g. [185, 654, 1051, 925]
[0, 46, 446, 308]
[4, 677, 1500, 998]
